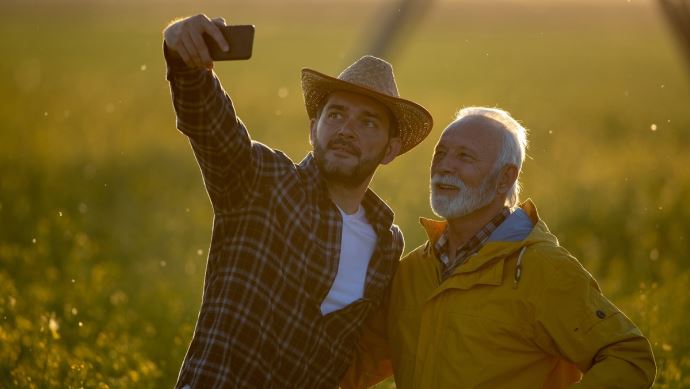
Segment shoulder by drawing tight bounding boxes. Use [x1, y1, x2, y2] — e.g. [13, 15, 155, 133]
[251, 141, 295, 170]
[392, 241, 439, 293]
[250, 144, 317, 194]
[399, 241, 433, 270]
[521, 241, 597, 293]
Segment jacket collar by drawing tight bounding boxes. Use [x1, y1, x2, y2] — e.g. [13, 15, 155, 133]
[420, 200, 539, 245]
[420, 199, 540, 292]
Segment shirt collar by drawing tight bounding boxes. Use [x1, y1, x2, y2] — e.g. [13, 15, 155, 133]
[434, 207, 510, 278]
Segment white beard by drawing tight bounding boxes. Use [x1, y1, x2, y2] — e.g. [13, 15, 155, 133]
[430, 172, 498, 219]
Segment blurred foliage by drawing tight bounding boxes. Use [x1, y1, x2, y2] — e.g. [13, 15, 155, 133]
[1, 0, 689, 387]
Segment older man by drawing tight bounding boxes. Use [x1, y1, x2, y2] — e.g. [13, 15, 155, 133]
[345, 107, 656, 388]
[162, 14, 433, 389]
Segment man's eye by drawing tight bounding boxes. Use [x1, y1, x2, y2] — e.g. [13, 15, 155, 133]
[363, 119, 378, 128]
[433, 151, 445, 159]
[328, 112, 343, 120]
[459, 153, 475, 161]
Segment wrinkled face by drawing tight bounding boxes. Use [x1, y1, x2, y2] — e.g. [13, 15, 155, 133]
[430, 118, 502, 219]
[311, 91, 400, 188]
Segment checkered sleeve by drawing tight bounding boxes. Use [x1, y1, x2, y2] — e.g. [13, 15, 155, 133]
[165, 45, 258, 211]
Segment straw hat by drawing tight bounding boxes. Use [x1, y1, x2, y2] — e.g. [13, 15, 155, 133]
[301, 55, 433, 155]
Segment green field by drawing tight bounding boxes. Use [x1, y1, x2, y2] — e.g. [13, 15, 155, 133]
[1, 0, 689, 387]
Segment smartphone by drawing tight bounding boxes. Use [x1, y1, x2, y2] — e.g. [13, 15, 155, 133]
[204, 24, 255, 61]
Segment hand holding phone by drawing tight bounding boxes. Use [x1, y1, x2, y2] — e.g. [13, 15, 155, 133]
[204, 25, 255, 61]
[163, 15, 254, 68]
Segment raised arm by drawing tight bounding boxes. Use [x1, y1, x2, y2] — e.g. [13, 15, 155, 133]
[163, 15, 257, 212]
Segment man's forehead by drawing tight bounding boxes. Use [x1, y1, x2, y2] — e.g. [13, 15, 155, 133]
[438, 116, 503, 150]
[324, 91, 388, 114]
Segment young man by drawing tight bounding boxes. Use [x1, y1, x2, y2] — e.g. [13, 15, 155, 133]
[162, 14, 433, 388]
[345, 107, 656, 388]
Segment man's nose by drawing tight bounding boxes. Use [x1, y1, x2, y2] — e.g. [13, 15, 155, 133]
[433, 155, 454, 175]
[336, 117, 357, 138]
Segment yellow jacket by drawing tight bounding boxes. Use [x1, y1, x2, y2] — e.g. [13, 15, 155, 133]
[344, 200, 656, 389]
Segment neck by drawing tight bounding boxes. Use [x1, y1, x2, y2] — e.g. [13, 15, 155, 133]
[445, 199, 506, 253]
[327, 178, 371, 215]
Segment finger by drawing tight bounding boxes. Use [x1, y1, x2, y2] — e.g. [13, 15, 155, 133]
[181, 32, 203, 68]
[204, 20, 229, 52]
[189, 28, 214, 67]
[212, 17, 226, 27]
[163, 22, 185, 56]
[174, 42, 193, 67]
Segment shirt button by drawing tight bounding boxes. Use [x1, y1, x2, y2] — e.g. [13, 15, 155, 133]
[596, 310, 606, 319]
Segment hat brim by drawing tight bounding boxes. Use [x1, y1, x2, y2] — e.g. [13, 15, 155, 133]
[301, 68, 433, 156]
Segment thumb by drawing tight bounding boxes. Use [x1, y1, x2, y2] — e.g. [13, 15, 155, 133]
[212, 17, 227, 27]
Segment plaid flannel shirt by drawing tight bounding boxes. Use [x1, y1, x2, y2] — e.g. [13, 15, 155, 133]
[435, 207, 510, 280]
[166, 51, 403, 389]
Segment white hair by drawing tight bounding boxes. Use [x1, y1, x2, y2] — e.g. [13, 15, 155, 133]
[452, 107, 528, 208]
[430, 172, 498, 219]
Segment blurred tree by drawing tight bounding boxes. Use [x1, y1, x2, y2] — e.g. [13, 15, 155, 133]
[659, 0, 690, 73]
[353, 0, 435, 62]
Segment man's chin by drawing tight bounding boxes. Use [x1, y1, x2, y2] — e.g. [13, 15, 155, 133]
[327, 149, 359, 159]
[431, 195, 453, 218]
[431, 190, 459, 200]
[431, 195, 475, 219]
[322, 160, 356, 176]
[325, 150, 359, 170]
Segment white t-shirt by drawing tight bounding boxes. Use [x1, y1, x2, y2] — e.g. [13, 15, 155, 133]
[320, 205, 377, 315]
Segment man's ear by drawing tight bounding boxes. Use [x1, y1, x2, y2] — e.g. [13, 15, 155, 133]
[497, 164, 519, 195]
[380, 137, 402, 165]
[309, 118, 317, 147]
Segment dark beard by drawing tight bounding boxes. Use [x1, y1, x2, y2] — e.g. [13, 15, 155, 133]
[313, 139, 387, 189]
